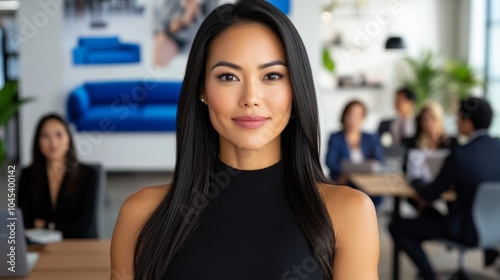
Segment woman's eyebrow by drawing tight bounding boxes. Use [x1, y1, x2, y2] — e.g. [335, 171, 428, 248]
[211, 61, 242, 70]
[211, 60, 288, 70]
[258, 60, 287, 69]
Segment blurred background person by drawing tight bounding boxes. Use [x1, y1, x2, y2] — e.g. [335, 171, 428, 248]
[326, 100, 384, 207]
[402, 100, 459, 175]
[18, 113, 99, 238]
[378, 87, 417, 147]
[389, 97, 500, 280]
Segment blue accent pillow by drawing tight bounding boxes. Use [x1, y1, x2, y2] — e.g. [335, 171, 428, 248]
[69, 87, 91, 117]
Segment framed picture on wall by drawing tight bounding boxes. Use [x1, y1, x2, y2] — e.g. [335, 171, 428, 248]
[152, 0, 229, 68]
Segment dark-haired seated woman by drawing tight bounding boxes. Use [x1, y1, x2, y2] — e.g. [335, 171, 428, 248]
[326, 100, 385, 207]
[18, 113, 99, 238]
[111, 1, 379, 279]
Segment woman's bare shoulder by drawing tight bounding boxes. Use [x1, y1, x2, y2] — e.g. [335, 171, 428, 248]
[317, 183, 377, 235]
[317, 183, 372, 209]
[121, 183, 171, 220]
[317, 183, 379, 278]
[111, 183, 171, 279]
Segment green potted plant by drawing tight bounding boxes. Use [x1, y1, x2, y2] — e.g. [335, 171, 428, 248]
[442, 59, 483, 105]
[0, 81, 32, 167]
[322, 46, 336, 74]
[402, 50, 442, 109]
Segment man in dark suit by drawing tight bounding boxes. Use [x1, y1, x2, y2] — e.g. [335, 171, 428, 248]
[389, 97, 500, 280]
[378, 87, 417, 147]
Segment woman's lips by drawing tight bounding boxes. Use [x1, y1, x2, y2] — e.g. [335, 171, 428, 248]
[232, 115, 269, 129]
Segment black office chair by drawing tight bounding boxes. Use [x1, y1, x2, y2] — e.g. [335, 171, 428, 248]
[433, 182, 500, 280]
[86, 163, 106, 239]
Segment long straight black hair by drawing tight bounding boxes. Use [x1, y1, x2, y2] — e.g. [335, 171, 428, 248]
[134, 1, 335, 279]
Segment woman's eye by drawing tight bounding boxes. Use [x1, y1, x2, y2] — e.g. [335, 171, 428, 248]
[217, 73, 238, 82]
[264, 73, 283, 81]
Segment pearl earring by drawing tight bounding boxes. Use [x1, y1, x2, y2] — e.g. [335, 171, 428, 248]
[200, 98, 205, 103]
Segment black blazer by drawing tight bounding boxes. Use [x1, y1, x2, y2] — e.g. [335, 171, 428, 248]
[401, 136, 459, 174]
[412, 134, 500, 245]
[18, 163, 98, 238]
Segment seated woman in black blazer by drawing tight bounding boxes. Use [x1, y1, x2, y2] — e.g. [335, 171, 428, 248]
[402, 101, 458, 176]
[18, 113, 98, 238]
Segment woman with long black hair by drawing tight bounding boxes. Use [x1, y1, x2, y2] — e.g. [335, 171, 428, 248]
[18, 113, 98, 238]
[111, 1, 379, 279]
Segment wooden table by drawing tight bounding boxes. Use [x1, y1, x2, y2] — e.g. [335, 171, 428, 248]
[5, 239, 111, 280]
[347, 173, 455, 280]
[348, 173, 456, 200]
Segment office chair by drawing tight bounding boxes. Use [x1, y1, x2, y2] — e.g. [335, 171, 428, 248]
[434, 182, 500, 280]
[86, 163, 106, 239]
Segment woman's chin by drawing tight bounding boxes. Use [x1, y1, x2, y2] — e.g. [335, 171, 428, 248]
[229, 137, 277, 151]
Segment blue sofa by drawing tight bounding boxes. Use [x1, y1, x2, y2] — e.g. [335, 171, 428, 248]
[73, 37, 141, 65]
[67, 81, 182, 132]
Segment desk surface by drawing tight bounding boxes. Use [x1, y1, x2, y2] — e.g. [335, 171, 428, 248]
[6, 239, 111, 280]
[348, 173, 456, 201]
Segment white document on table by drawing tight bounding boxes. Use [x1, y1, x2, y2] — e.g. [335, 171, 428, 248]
[406, 149, 449, 182]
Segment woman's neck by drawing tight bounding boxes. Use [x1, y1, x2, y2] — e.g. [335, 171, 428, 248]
[344, 128, 360, 136]
[218, 137, 281, 170]
[344, 129, 361, 148]
[419, 132, 442, 149]
[46, 159, 67, 173]
[425, 131, 442, 141]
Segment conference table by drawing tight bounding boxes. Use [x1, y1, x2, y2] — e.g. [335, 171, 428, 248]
[347, 172, 456, 280]
[6, 239, 111, 280]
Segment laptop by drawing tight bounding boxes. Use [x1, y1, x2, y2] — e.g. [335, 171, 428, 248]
[341, 159, 381, 174]
[425, 150, 450, 179]
[0, 209, 39, 278]
[406, 149, 449, 182]
[383, 145, 406, 159]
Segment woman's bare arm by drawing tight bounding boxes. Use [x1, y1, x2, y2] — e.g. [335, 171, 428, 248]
[110, 184, 170, 280]
[319, 184, 380, 279]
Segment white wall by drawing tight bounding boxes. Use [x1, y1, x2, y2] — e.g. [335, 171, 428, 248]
[18, 0, 64, 167]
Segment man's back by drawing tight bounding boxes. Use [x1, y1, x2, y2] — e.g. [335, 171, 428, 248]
[448, 134, 500, 243]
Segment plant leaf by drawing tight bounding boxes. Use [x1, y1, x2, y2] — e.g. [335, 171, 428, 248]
[322, 47, 335, 73]
[0, 81, 19, 113]
[0, 139, 5, 167]
[0, 97, 34, 126]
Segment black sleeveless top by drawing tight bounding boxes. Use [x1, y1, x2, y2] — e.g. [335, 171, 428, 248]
[163, 159, 324, 279]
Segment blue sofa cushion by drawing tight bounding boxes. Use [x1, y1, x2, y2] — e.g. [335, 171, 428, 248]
[86, 50, 139, 64]
[73, 37, 141, 65]
[76, 105, 141, 132]
[84, 81, 141, 104]
[143, 82, 182, 103]
[68, 87, 91, 121]
[79, 37, 120, 50]
[139, 105, 177, 131]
